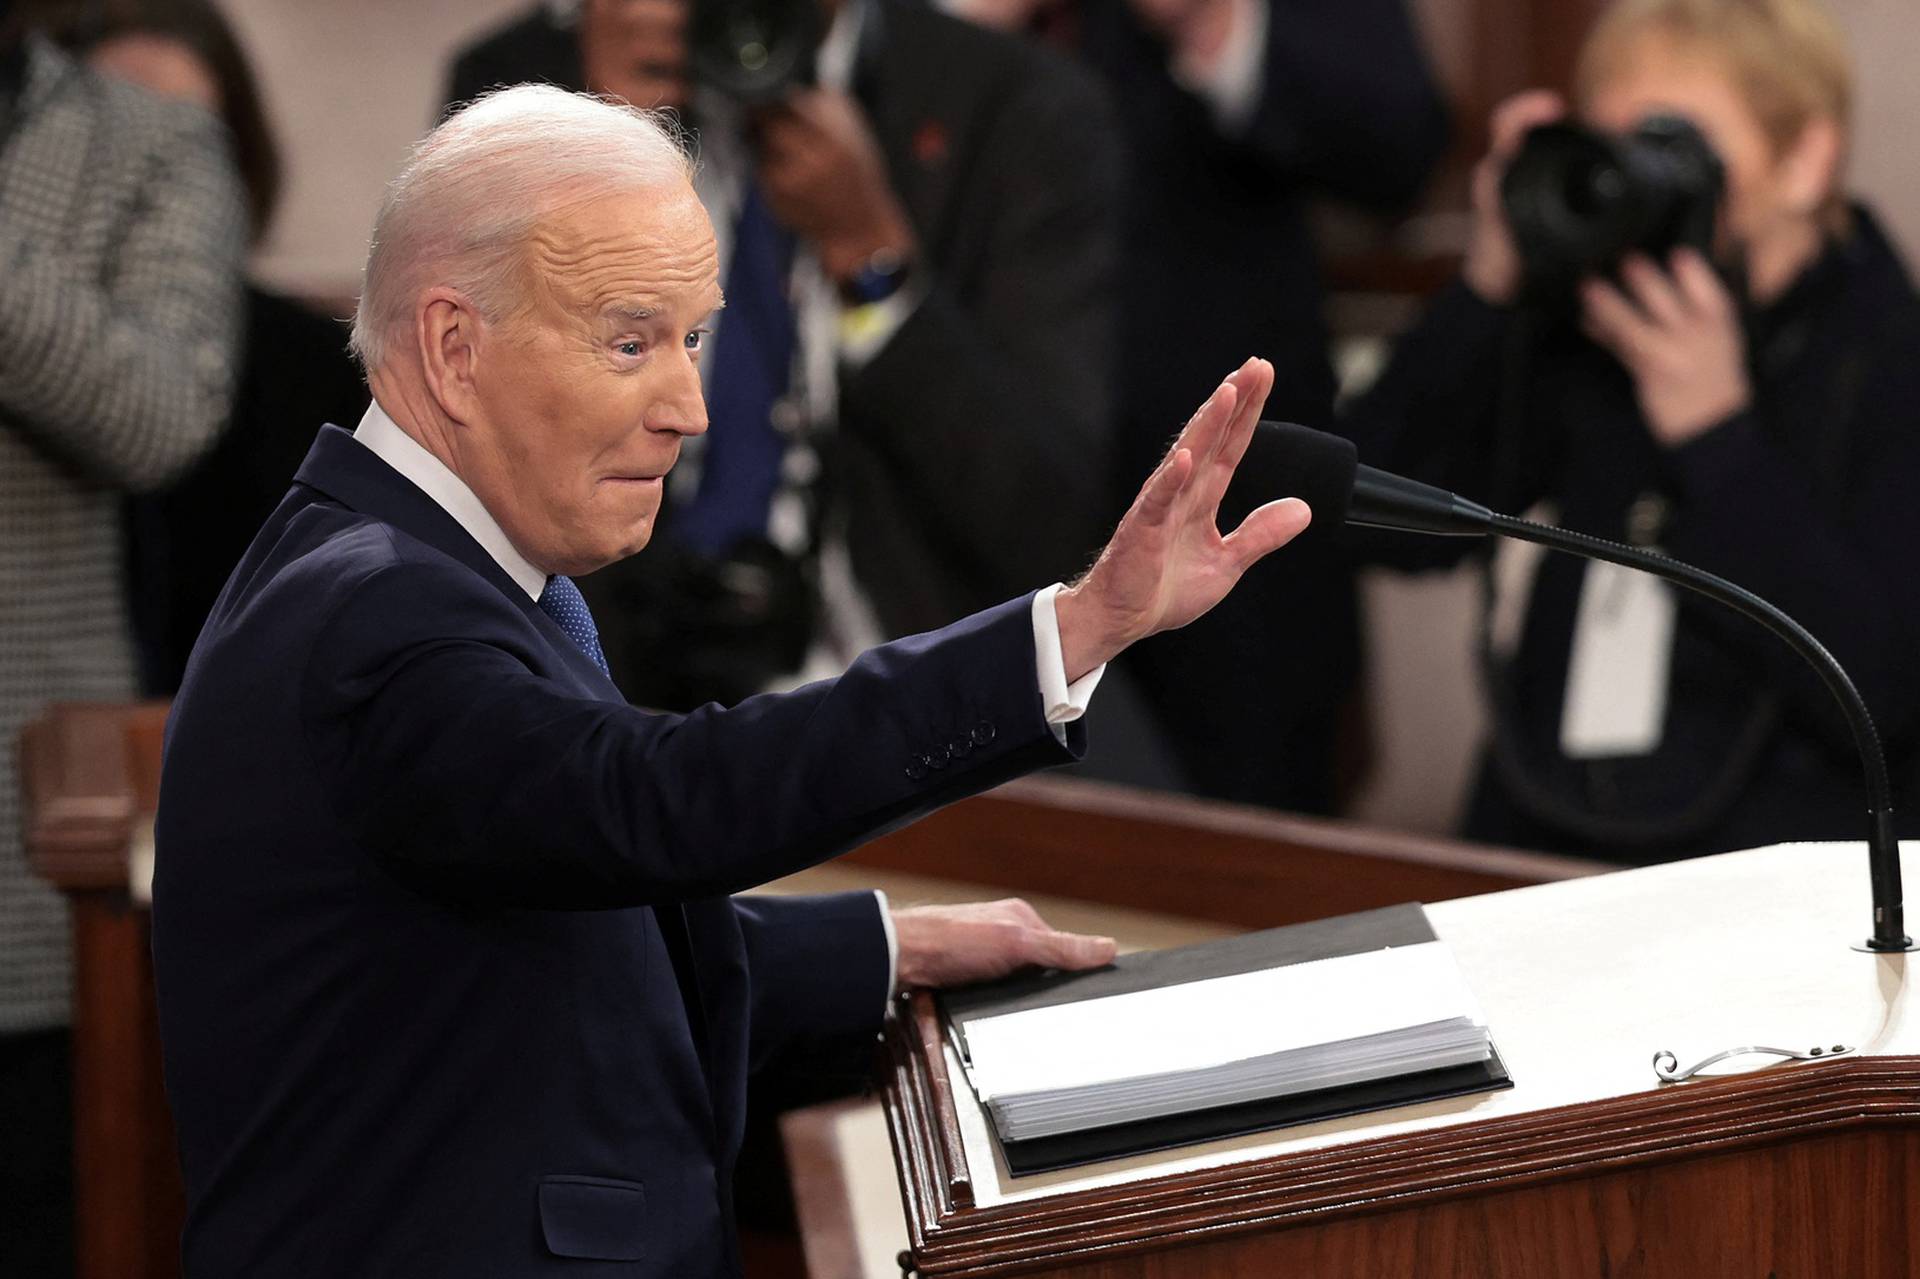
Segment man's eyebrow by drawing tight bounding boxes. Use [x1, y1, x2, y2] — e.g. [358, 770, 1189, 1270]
[600, 303, 660, 324]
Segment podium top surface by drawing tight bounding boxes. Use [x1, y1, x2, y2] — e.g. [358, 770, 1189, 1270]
[956, 840, 1918, 1206]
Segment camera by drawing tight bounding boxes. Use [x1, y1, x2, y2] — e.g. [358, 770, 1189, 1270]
[1500, 116, 1725, 306]
[688, 0, 821, 104]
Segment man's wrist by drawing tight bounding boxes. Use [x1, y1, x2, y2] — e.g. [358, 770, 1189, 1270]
[1053, 581, 1128, 684]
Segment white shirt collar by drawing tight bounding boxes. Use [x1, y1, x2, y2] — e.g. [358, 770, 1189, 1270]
[352, 400, 548, 601]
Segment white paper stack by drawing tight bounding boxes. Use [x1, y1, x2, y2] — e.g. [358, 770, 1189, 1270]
[958, 941, 1494, 1142]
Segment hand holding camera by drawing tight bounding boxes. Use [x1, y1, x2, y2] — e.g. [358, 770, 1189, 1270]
[1465, 91, 1747, 445]
[754, 88, 918, 284]
[1581, 249, 1750, 445]
[1462, 90, 1567, 307]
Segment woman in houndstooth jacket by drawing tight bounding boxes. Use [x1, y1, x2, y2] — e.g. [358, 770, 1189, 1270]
[0, 12, 245, 1272]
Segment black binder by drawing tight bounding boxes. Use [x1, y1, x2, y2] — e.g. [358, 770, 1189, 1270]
[939, 903, 1513, 1175]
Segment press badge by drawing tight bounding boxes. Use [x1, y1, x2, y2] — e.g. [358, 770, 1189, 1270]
[1559, 558, 1677, 758]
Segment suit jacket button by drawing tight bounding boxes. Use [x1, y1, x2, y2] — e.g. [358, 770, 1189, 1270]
[905, 759, 929, 781]
[971, 721, 995, 746]
[925, 748, 949, 771]
[949, 735, 973, 759]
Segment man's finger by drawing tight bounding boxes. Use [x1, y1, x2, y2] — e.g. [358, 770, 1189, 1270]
[1208, 357, 1275, 489]
[1205, 357, 1265, 465]
[1135, 447, 1193, 527]
[996, 897, 1046, 928]
[1171, 370, 1243, 468]
[1221, 497, 1312, 572]
[1024, 927, 1117, 972]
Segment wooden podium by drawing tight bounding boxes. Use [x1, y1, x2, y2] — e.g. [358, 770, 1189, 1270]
[875, 843, 1920, 1277]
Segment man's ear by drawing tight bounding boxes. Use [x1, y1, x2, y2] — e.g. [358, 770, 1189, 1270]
[416, 288, 484, 425]
[1777, 116, 1843, 219]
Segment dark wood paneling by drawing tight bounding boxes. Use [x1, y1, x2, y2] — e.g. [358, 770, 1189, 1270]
[843, 776, 1603, 931]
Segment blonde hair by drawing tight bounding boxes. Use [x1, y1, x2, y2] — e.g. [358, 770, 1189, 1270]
[1575, 0, 1853, 228]
[350, 86, 695, 370]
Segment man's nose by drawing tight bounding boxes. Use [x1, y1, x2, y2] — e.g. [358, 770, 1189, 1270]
[648, 350, 709, 437]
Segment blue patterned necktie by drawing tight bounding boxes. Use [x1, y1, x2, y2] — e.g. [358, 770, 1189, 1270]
[676, 182, 797, 557]
[537, 575, 610, 677]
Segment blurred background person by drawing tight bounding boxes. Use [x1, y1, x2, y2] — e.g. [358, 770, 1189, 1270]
[947, 0, 1449, 813]
[45, 0, 369, 696]
[445, 0, 1122, 716]
[1343, 0, 1920, 861]
[0, 0, 245, 1270]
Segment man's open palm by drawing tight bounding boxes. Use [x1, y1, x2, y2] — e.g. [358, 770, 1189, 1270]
[1057, 358, 1312, 679]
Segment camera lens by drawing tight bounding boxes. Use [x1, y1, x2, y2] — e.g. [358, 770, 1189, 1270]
[1500, 117, 1724, 308]
[690, 0, 821, 103]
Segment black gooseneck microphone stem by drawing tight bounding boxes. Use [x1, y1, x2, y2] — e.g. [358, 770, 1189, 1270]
[1484, 511, 1911, 952]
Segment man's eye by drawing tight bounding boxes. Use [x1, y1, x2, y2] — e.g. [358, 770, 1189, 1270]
[685, 329, 708, 354]
[616, 340, 644, 358]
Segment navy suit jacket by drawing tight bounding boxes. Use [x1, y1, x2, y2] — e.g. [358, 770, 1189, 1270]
[152, 425, 1080, 1276]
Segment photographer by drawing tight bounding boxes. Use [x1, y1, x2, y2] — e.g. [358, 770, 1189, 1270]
[1343, 0, 1920, 861]
[445, 0, 1119, 708]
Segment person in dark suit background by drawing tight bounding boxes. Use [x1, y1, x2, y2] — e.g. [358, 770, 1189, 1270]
[445, 0, 1121, 712]
[949, 0, 1449, 812]
[38, 0, 372, 695]
[152, 85, 1312, 1275]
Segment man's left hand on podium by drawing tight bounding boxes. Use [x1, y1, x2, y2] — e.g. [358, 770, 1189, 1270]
[892, 898, 1117, 990]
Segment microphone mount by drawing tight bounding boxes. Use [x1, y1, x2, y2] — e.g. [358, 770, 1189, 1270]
[1479, 512, 1910, 953]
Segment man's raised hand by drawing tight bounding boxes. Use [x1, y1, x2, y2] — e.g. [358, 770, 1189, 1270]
[1055, 358, 1311, 680]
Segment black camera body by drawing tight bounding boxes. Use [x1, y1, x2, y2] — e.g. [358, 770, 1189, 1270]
[1500, 116, 1726, 308]
[688, 0, 822, 104]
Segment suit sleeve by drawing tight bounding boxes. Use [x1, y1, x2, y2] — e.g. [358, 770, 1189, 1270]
[1229, 0, 1448, 209]
[837, 60, 1122, 596]
[0, 104, 245, 491]
[735, 893, 891, 1099]
[302, 567, 1081, 908]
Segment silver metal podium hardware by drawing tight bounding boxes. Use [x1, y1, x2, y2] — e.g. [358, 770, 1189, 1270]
[1652, 1043, 1855, 1083]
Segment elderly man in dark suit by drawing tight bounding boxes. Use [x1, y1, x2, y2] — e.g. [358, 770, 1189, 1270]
[444, 0, 1121, 714]
[152, 86, 1308, 1275]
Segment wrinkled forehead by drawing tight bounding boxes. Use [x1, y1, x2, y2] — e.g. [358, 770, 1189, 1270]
[526, 180, 723, 320]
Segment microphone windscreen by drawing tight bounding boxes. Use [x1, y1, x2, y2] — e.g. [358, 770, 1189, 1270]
[1244, 421, 1357, 527]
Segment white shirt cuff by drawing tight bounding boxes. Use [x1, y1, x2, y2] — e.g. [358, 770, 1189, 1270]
[1032, 583, 1105, 744]
[876, 888, 900, 1000]
[1171, 0, 1269, 133]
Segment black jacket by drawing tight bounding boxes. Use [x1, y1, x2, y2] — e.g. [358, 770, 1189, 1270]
[447, 1, 1121, 704]
[1072, 0, 1447, 810]
[1343, 209, 1920, 860]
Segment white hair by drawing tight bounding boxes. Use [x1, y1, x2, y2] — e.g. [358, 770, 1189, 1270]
[349, 85, 695, 370]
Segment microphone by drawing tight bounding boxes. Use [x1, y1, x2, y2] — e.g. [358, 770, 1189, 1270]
[1253, 421, 1912, 953]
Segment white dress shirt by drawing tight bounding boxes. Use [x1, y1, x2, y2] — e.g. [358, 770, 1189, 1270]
[352, 401, 1104, 994]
